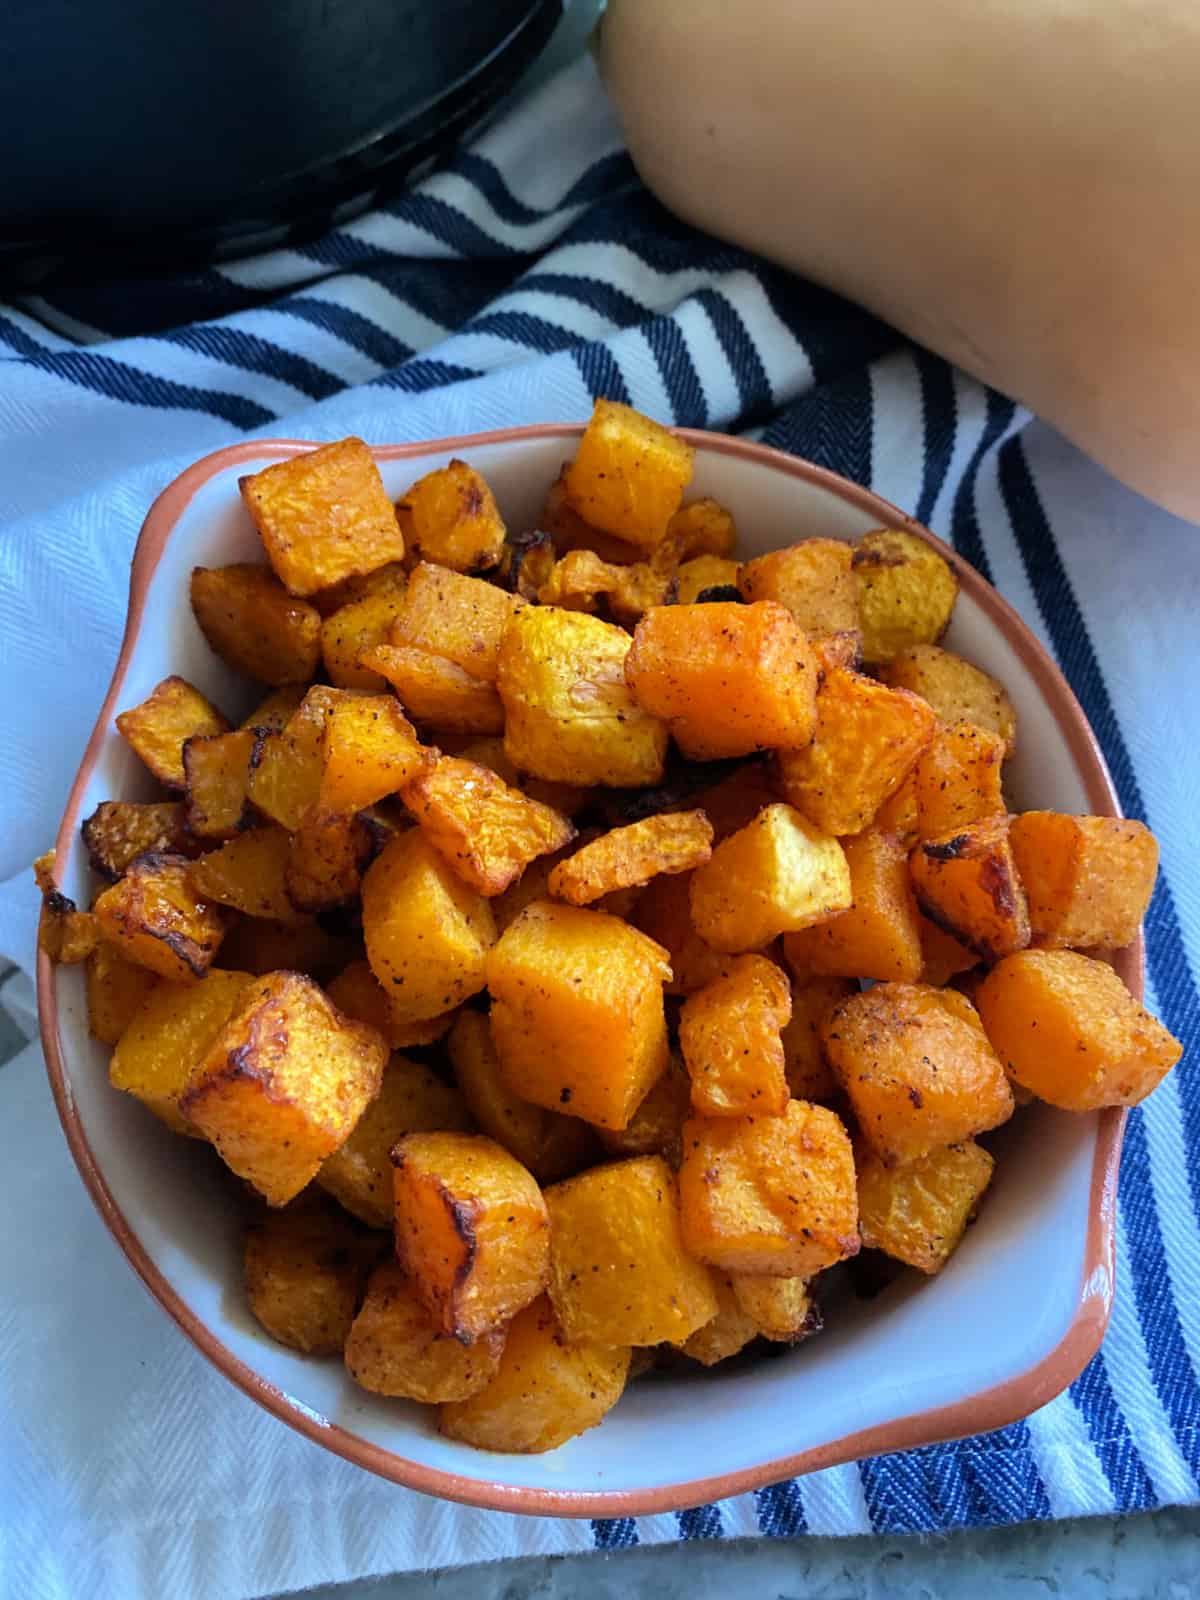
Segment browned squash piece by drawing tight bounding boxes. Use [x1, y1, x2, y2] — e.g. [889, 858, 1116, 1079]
[918, 916, 978, 986]
[402, 459, 506, 572]
[912, 721, 1006, 841]
[346, 1261, 505, 1401]
[976, 949, 1182, 1110]
[781, 829, 922, 983]
[497, 605, 668, 787]
[731, 1274, 820, 1343]
[286, 806, 373, 912]
[320, 585, 407, 691]
[182, 729, 257, 840]
[188, 825, 301, 924]
[317, 692, 429, 813]
[439, 1295, 629, 1453]
[1008, 812, 1158, 951]
[775, 665, 936, 837]
[116, 675, 230, 789]
[632, 868, 731, 996]
[362, 831, 496, 1023]
[910, 813, 1030, 963]
[218, 914, 352, 981]
[487, 900, 671, 1130]
[597, 1054, 691, 1164]
[318, 1053, 472, 1226]
[240, 685, 308, 732]
[109, 968, 256, 1133]
[679, 1100, 859, 1276]
[494, 528, 558, 602]
[325, 960, 457, 1051]
[241, 437, 405, 597]
[247, 685, 360, 832]
[545, 1153, 717, 1344]
[679, 954, 791, 1117]
[311, 559, 408, 618]
[402, 755, 575, 897]
[676, 554, 741, 604]
[448, 1011, 596, 1184]
[625, 601, 819, 760]
[857, 1139, 995, 1274]
[392, 1130, 549, 1343]
[662, 497, 737, 562]
[454, 736, 586, 818]
[874, 770, 919, 849]
[737, 539, 860, 638]
[677, 1276, 760, 1366]
[33, 859, 99, 963]
[86, 940, 160, 1045]
[182, 970, 387, 1205]
[390, 562, 522, 680]
[93, 853, 228, 980]
[244, 1201, 370, 1354]
[778, 976, 855, 1104]
[360, 642, 505, 736]
[822, 982, 1014, 1165]
[853, 529, 958, 665]
[690, 803, 851, 954]
[536, 548, 674, 624]
[880, 643, 1017, 754]
[190, 563, 322, 685]
[564, 398, 694, 553]
[548, 809, 713, 907]
[82, 799, 198, 881]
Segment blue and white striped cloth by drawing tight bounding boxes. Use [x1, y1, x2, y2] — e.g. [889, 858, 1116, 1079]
[1, 50, 1198, 1600]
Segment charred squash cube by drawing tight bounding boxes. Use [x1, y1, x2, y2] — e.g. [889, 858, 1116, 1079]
[910, 813, 1030, 963]
[190, 563, 321, 685]
[487, 900, 671, 1130]
[82, 799, 198, 881]
[286, 806, 373, 912]
[857, 1139, 995, 1275]
[1008, 812, 1158, 951]
[679, 954, 792, 1117]
[564, 399, 694, 553]
[183, 729, 257, 840]
[116, 675, 230, 789]
[345, 1261, 505, 1401]
[93, 853, 229, 980]
[677, 554, 742, 604]
[181, 970, 388, 1205]
[547, 809, 713, 906]
[737, 538, 860, 639]
[913, 721, 1006, 840]
[781, 828, 923, 983]
[403, 459, 506, 572]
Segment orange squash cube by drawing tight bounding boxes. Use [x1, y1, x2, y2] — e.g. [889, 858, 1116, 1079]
[241, 437, 405, 597]
[738, 539, 859, 638]
[82, 800, 197, 881]
[782, 828, 923, 982]
[182, 729, 257, 840]
[540, 466, 641, 563]
[677, 1276, 760, 1366]
[390, 562, 521, 680]
[976, 949, 1182, 1110]
[625, 601, 819, 760]
[285, 806, 373, 912]
[913, 721, 1006, 840]
[311, 559, 408, 618]
[597, 1054, 692, 1164]
[453, 736, 586, 817]
[880, 643, 1017, 754]
[86, 941, 160, 1046]
[853, 529, 958, 665]
[545, 1154, 718, 1345]
[662, 497, 737, 562]
[392, 1131, 550, 1343]
[189, 563, 321, 685]
[679, 955, 792, 1117]
[857, 1139, 995, 1274]
[320, 586, 407, 691]
[244, 1201, 372, 1357]
[94, 854, 229, 981]
[874, 770, 920, 849]
[324, 960, 455, 1050]
[776, 666, 936, 837]
[632, 869, 731, 995]
[362, 831, 496, 1023]
[679, 1100, 859, 1276]
[779, 976, 857, 1104]
[246, 685, 359, 831]
[241, 685, 308, 732]
[361, 642, 505, 735]
[1008, 812, 1158, 951]
[188, 825, 302, 924]
[402, 459, 506, 572]
[918, 915, 978, 986]
[730, 1274, 819, 1343]
[183, 971, 387, 1205]
[910, 813, 1031, 963]
[487, 899, 671, 1130]
[317, 692, 428, 813]
[823, 982, 1014, 1165]
[564, 399, 694, 553]
[116, 675, 230, 789]
[345, 1262, 505, 1402]
[548, 809, 713, 906]
[690, 803, 852, 953]
[676, 554, 742, 604]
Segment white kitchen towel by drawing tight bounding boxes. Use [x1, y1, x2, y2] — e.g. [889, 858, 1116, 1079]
[1, 46, 1199, 1600]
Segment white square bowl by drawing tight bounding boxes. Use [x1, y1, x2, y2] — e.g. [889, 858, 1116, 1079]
[38, 426, 1133, 1516]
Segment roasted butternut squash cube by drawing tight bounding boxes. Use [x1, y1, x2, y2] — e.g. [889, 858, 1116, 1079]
[677, 1276, 760, 1366]
[318, 1053, 471, 1226]
[548, 809, 713, 906]
[362, 831, 496, 1023]
[679, 1100, 859, 1276]
[241, 437, 405, 597]
[116, 675, 230, 789]
[564, 399, 694, 553]
[853, 529, 958, 664]
[663, 497, 737, 561]
[632, 869, 731, 995]
[82, 800, 198, 881]
[247, 685, 360, 832]
[910, 813, 1030, 963]
[776, 666, 936, 837]
[680, 955, 792, 1117]
[1008, 812, 1158, 951]
[311, 559, 408, 618]
[693, 761, 780, 840]
[401, 755, 575, 897]
[454, 736, 586, 817]
[109, 968, 255, 1133]
[392, 1131, 549, 1343]
[676, 554, 742, 604]
[34, 867, 99, 963]
[244, 1202, 369, 1355]
[918, 915, 978, 986]
[439, 1295, 629, 1453]
[487, 900, 671, 1130]
[346, 1261, 505, 1401]
[913, 721, 1006, 840]
[781, 829, 923, 982]
[690, 803, 852, 954]
[316, 692, 428, 813]
[218, 914, 352, 982]
[857, 1139, 995, 1275]
[541, 466, 642, 563]
[738, 539, 860, 638]
[731, 1273, 819, 1343]
[822, 982, 1014, 1165]
[182, 971, 388, 1205]
[880, 643, 1017, 754]
[320, 586, 407, 691]
[625, 602, 819, 760]
[182, 729, 257, 840]
[390, 562, 521, 681]
[537, 548, 674, 625]
[403, 459, 506, 572]
[241, 684, 308, 732]
[494, 528, 558, 602]
[360, 642, 505, 735]
[190, 563, 321, 685]
[86, 941, 160, 1045]
[497, 605, 668, 787]
[188, 825, 301, 924]
[94, 853, 229, 980]
[286, 806, 373, 912]
[874, 770, 919, 849]
[778, 976, 856, 1104]
[976, 949, 1182, 1110]
[325, 960, 457, 1052]
[545, 1154, 717, 1344]
[596, 1054, 691, 1165]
